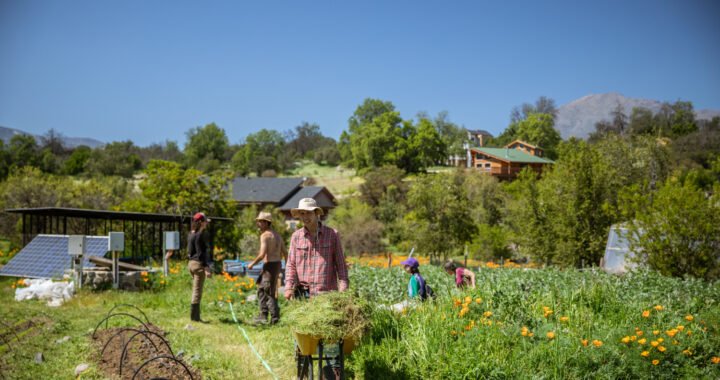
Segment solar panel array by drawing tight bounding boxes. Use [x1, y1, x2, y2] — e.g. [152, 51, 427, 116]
[0, 235, 108, 279]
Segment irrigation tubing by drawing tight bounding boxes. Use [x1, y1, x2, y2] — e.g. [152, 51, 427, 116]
[228, 302, 279, 380]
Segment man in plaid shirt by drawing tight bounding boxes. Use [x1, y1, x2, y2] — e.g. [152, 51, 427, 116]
[284, 198, 348, 299]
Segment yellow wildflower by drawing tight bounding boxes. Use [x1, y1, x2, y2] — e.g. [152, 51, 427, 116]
[641, 351, 650, 357]
[652, 359, 659, 366]
[621, 336, 630, 344]
[682, 349, 692, 356]
[653, 330, 660, 335]
[483, 311, 493, 318]
[638, 338, 647, 345]
[657, 338, 664, 343]
[654, 305, 663, 311]
[651, 341, 659, 347]
[546, 331, 555, 340]
[685, 315, 694, 322]
[666, 329, 678, 337]
[592, 340, 603, 347]
[657, 346, 666, 353]
[642, 310, 650, 318]
[677, 325, 685, 331]
[559, 316, 569, 323]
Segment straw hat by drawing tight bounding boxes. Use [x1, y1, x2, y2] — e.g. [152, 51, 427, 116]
[255, 211, 272, 223]
[291, 198, 324, 218]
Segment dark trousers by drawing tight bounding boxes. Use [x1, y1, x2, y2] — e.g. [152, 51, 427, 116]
[257, 261, 281, 322]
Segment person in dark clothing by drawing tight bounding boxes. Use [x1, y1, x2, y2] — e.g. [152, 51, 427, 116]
[187, 212, 213, 322]
[247, 211, 287, 325]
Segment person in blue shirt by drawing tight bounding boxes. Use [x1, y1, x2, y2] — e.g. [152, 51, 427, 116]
[401, 257, 430, 301]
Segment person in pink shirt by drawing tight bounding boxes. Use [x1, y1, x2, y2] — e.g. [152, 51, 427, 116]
[284, 198, 349, 299]
[444, 260, 476, 289]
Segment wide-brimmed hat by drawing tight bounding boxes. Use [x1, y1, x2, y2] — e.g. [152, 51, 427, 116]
[255, 211, 272, 223]
[193, 212, 210, 222]
[291, 198, 324, 218]
[401, 257, 419, 269]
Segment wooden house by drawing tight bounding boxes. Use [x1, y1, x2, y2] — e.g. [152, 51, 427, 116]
[468, 140, 553, 180]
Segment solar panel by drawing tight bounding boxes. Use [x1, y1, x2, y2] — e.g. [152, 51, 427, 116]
[0, 235, 109, 279]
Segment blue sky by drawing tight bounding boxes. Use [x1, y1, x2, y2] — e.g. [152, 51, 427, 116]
[1, 0, 719, 147]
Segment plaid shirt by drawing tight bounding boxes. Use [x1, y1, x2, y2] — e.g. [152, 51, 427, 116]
[285, 223, 349, 296]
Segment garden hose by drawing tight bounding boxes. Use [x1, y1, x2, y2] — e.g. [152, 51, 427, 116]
[228, 302, 279, 380]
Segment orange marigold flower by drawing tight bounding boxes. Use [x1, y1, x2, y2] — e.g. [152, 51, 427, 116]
[630, 335, 637, 342]
[483, 311, 493, 318]
[652, 359, 659, 366]
[641, 351, 650, 357]
[546, 331, 555, 340]
[685, 315, 694, 322]
[711, 356, 720, 364]
[638, 338, 647, 345]
[475, 298, 482, 304]
[559, 316, 569, 323]
[666, 329, 678, 337]
[581, 339, 588, 347]
[652, 330, 660, 335]
[592, 340, 603, 347]
[621, 336, 630, 344]
[682, 349, 692, 356]
[677, 325, 684, 331]
[657, 338, 664, 343]
[642, 310, 650, 318]
[464, 296, 472, 303]
[654, 305, 664, 311]
[651, 341, 659, 347]
[637, 330, 644, 336]
[657, 346, 666, 353]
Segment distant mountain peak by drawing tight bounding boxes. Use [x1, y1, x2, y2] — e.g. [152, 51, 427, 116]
[0, 125, 104, 148]
[555, 93, 720, 139]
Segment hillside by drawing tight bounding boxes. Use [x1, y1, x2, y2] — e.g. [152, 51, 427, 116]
[0, 125, 104, 148]
[555, 93, 720, 139]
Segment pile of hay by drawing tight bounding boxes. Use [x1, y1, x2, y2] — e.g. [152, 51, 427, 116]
[285, 291, 371, 341]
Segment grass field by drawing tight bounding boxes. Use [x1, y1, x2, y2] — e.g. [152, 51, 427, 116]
[1, 262, 719, 379]
[285, 161, 363, 197]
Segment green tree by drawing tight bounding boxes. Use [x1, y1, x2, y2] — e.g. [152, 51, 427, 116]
[619, 178, 720, 280]
[62, 146, 92, 175]
[327, 198, 384, 255]
[512, 113, 561, 158]
[403, 172, 476, 260]
[122, 160, 240, 253]
[231, 129, 287, 176]
[628, 107, 656, 135]
[9, 134, 39, 169]
[87, 141, 142, 177]
[0, 139, 12, 180]
[184, 123, 230, 172]
[348, 98, 396, 134]
[359, 165, 407, 207]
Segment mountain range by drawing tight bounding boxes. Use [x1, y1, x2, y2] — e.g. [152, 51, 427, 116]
[554, 93, 720, 139]
[2, 93, 719, 147]
[0, 125, 104, 149]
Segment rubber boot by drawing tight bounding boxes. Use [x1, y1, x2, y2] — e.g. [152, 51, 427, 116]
[191, 303, 201, 322]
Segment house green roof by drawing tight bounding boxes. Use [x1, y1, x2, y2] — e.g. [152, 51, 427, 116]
[472, 148, 554, 164]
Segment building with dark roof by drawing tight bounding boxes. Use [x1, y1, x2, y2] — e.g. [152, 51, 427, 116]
[230, 177, 337, 218]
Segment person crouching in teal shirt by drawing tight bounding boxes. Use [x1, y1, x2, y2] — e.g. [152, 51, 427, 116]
[401, 257, 430, 301]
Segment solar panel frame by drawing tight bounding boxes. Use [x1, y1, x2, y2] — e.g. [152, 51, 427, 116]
[0, 234, 109, 279]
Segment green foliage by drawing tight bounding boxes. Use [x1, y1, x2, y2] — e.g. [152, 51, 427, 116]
[231, 129, 288, 176]
[619, 178, 720, 280]
[403, 172, 476, 259]
[8, 134, 40, 169]
[342, 99, 447, 173]
[469, 223, 512, 261]
[347, 266, 720, 379]
[87, 141, 142, 177]
[122, 160, 240, 253]
[504, 113, 561, 158]
[61, 145, 92, 175]
[184, 123, 230, 172]
[359, 166, 407, 208]
[327, 198, 384, 255]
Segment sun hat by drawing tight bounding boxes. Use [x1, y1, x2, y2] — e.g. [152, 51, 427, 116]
[256, 211, 272, 223]
[193, 212, 210, 222]
[291, 198, 324, 218]
[401, 257, 420, 269]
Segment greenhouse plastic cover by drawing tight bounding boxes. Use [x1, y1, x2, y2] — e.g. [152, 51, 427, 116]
[602, 225, 639, 274]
